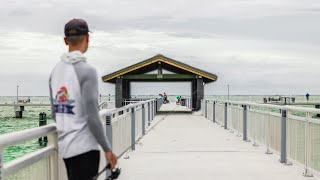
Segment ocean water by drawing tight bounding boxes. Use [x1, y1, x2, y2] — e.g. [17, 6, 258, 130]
[0, 96, 113, 162]
[0, 95, 319, 162]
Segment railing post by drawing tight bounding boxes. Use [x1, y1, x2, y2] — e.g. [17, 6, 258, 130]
[48, 132, 58, 180]
[186, 98, 188, 108]
[148, 102, 151, 126]
[154, 100, 156, 116]
[105, 112, 113, 150]
[105, 112, 113, 180]
[0, 149, 3, 180]
[142, 104, 146, 135]
[280, 108, 287, 164]
[213, 101, 216, 123]
[154, 100, 156, 118]
[303, 112, 313, 177]
[224, 102, 228, 129]
[243, 105, 249, 141]
[150, 101, 153, 121]
[205, 100, 208, 119]
[131, 107, 136, 150]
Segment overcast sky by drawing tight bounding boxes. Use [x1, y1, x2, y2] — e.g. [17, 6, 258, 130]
[0, 0, 320, 96]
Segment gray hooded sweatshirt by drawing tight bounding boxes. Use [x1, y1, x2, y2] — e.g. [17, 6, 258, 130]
[49, 51, 110, 158]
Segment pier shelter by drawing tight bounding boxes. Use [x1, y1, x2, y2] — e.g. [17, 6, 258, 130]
[102, 54, 217, 110]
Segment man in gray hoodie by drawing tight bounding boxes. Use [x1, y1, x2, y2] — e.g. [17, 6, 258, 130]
[49, 19, 117, 180]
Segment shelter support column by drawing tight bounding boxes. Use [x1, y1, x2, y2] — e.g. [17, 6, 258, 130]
[191, 80, 197, 111]
[191, 77, 204, 111]
[123, 80, 131, 100]
[115, 77, 123, 108]
[116, 77, 131, 108]
[197, 77, 204, 111]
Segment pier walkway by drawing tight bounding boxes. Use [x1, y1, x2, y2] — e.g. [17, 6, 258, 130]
[117, 106, 316, 180]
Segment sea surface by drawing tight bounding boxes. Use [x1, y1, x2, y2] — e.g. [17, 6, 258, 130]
[0, 95, 319, 162]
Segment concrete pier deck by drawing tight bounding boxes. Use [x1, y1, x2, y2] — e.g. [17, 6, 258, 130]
[117, 107, 318, 180]
[157, 102, 191, 113]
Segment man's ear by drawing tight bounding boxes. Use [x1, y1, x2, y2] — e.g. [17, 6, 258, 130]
[64, 37, 69, 45]
[86, 34, 89, 43]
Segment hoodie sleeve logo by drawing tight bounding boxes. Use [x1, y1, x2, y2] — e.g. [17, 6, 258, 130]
[53, 86, 75, 115]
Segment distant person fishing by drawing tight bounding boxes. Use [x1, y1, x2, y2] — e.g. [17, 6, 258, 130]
[306, 93, 310, 101]
[163, 92, 169, 104]
[176, 95, 181, 104]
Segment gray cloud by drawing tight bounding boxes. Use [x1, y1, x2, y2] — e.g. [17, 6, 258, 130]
[0, 0, 319, 96]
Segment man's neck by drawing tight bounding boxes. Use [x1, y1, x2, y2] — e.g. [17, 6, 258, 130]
[69, 46, 85, 53]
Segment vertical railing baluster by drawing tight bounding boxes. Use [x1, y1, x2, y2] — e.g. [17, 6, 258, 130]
[131, 107, 136, 150]
[205, 100, 208, 119]
[243, 105, 249, 142]
[142, 104, 146, 136]
[303, 112, 313, 177]
[154, 100, 156, 118]
[252, 107, 259, 147]
[151, 101, 153, 121]
[224, 102, 228, 129]
[148, 102, 151, 126]
[229, 104, 234, 133]
[47, 132, 59, 180]
[236, 104, 241, 137]
[106, 112, 113, 150]
[265, 108, 273, 154]
[213, 101, 216, 123]
[0, 149, 3, 180]
[280, 108, 287, 163]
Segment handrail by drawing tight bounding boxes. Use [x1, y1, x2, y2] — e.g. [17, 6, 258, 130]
[99, 100, 115, 109]
[107, 99, 155, 115]
[212, 99, 320, 113]
[202, 99, 320, 177]
[0, 124, 56, 149]
[0, 103, 51, 107]
[3, 145, 56, 177]
[0, 98, 162, 180]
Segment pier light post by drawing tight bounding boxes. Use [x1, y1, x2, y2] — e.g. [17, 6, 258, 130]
[227, 84, 229, 100]
[16, 85, 19, 103]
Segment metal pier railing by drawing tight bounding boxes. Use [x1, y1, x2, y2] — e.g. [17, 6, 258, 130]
[0, 99, 162, 180]
[202, 99, 320, 177]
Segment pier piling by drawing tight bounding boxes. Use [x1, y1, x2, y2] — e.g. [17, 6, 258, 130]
[38, 112, 48, 144]
[14, 106, 24, 118]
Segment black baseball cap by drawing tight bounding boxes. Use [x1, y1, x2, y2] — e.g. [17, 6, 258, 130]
[64, 19, 91, 37]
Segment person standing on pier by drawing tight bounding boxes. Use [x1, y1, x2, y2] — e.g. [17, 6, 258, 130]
[306, 93, 310, 101]
[49, 19, 117, 180]
[163, 92, 168, 104]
